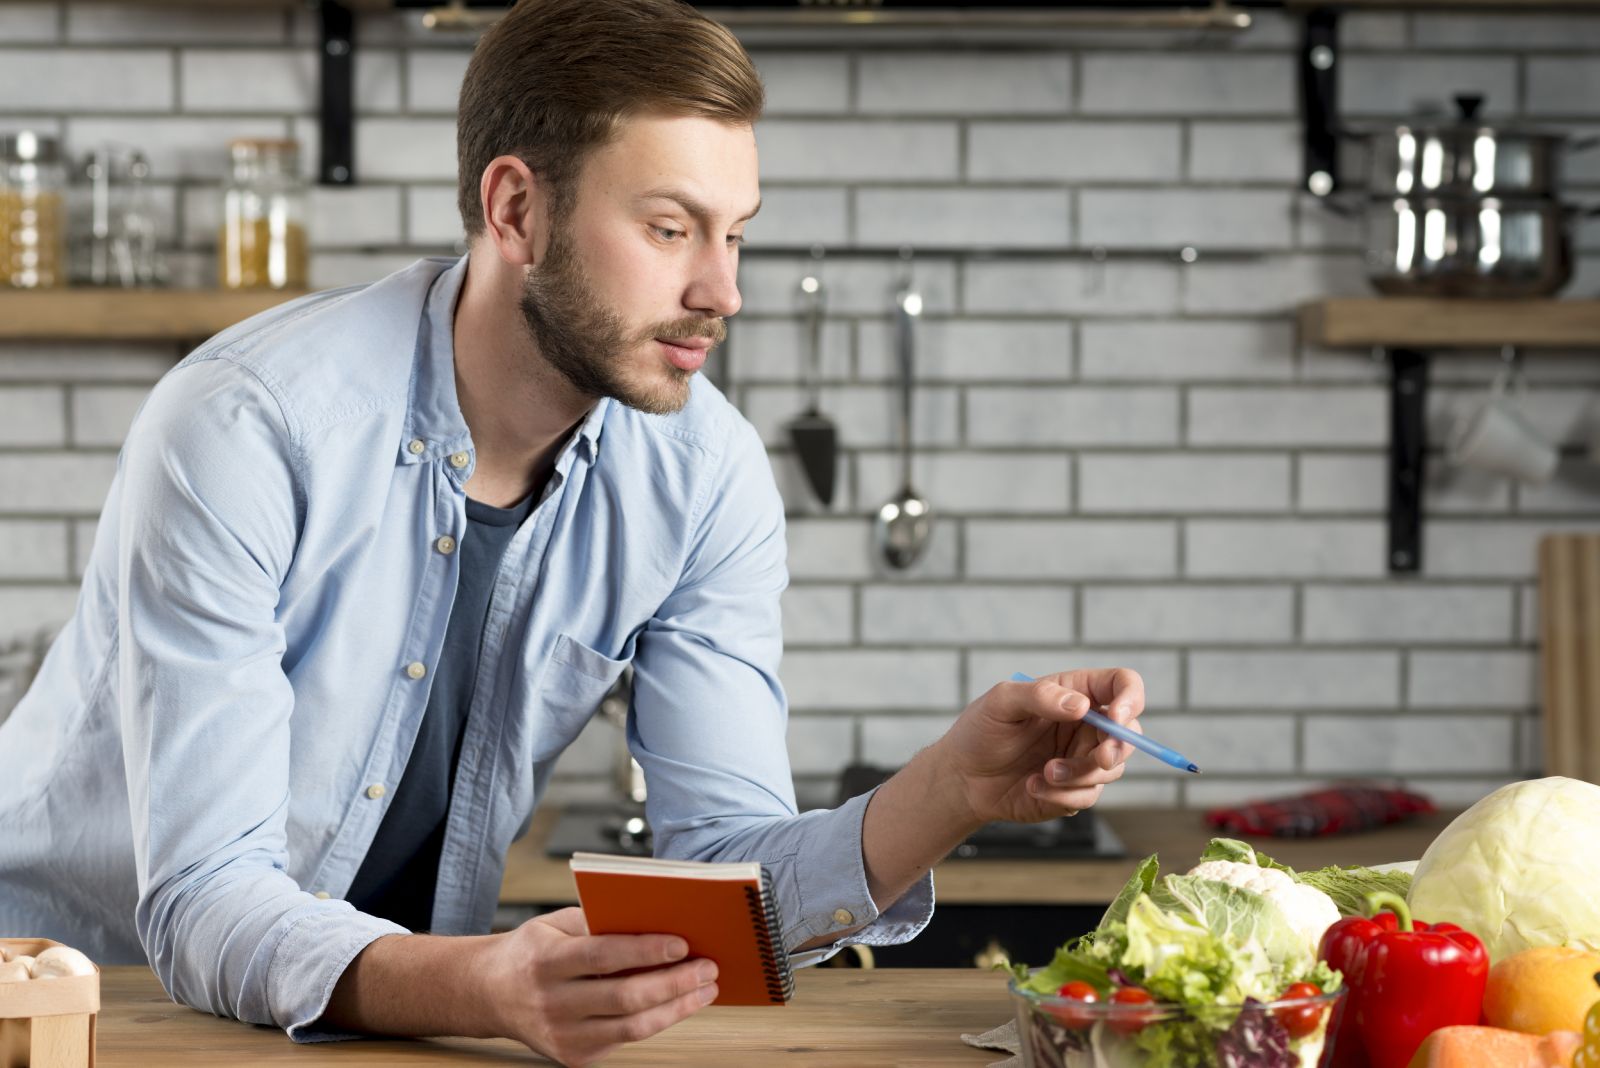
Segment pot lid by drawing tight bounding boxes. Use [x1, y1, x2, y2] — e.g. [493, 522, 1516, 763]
[1349, 95, 1572, 142]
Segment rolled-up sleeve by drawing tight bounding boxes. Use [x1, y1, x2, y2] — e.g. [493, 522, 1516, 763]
[117, 356, 405, 1041]
[629, 413, 934, 962]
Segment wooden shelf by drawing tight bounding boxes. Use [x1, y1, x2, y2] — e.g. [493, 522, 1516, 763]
[1300, 298, 1600, 350]
[0, 289, 310, 342]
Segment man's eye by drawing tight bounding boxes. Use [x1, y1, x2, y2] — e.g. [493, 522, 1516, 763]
[728, 233, 746, 248]
[653, 226, 684, 241]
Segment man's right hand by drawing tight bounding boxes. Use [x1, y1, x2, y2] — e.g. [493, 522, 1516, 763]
[321, 907, 717, 1068]
[484, 907, 719, 1067]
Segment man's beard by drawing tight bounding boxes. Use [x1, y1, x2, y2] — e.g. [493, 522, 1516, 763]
[518, 222, 725, 416]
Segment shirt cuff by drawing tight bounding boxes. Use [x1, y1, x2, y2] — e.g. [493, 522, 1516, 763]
[782, 786, 936, 966]
[268, 902, 410, 1043]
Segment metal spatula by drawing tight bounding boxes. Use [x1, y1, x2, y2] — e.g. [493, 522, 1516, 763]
[786, 267, 838, 507]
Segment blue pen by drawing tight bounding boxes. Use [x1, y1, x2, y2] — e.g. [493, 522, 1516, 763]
[1010, 671, 1199, 774]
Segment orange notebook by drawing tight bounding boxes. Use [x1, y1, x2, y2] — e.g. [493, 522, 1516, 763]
[569, 852, 795, 1006]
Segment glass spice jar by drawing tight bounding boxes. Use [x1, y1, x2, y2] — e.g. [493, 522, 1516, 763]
[219, 138, 308, 290]
[0, 131, 69, 288]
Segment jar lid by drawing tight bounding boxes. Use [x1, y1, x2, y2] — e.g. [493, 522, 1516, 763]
[229, 138, 302, 157]
[1, 131, 62, 164]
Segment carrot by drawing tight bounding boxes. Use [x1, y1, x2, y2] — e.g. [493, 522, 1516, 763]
[1404, 1026, 1583, 1068]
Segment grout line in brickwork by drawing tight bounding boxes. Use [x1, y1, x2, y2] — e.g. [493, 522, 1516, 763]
[1398, 649, 1411, 710]
[60, 385, 74, 447]
[171, 45, 183, 112]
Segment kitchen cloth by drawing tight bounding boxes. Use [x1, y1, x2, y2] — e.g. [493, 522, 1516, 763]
[960, 1019, 1020, 1068]
[1205, 784, 1435, 838]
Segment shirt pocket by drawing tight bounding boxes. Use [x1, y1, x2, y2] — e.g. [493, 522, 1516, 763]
[535, 634, 630, 761]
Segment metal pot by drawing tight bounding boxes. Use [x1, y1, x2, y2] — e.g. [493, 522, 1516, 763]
[1364, 195, 1575, 298]
[1354, 95, 1589, 199]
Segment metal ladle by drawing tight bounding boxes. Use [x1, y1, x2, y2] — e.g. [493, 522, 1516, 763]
[874, 264, 933, 569]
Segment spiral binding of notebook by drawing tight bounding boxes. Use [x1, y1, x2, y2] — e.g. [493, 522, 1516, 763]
[746, 867, 795, 1004]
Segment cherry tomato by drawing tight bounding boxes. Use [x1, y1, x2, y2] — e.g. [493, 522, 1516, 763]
[1109, 986, 1159, 1034]
[1048, 980, 1100, 1030]
[1273, 982, 1326, 1039]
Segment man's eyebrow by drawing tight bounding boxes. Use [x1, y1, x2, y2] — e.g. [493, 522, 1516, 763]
[638, 188, 761, 224]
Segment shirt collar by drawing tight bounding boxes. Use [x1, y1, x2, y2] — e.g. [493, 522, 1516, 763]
[400, 252, 611, 467]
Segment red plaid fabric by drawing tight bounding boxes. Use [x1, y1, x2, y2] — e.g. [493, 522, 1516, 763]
[1204, 785, 1436, 838]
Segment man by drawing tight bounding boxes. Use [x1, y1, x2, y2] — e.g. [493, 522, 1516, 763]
[0, 0, 1144, 1064]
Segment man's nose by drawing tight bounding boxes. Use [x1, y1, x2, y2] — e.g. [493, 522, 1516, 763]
[685, 243, 742, 320]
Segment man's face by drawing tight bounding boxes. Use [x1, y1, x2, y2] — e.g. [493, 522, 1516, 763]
[519, 113, 760, 415]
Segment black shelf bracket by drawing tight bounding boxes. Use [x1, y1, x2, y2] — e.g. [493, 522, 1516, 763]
[318, 1, 354, 185]
[1387, 349, 1430, 575]
[1299, 7, 1340, 198]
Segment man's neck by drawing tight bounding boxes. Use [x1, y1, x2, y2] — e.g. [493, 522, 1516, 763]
[451, 253, 593, 508]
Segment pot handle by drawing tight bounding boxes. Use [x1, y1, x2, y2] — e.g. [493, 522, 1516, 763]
[1570, 135, 1600, 155]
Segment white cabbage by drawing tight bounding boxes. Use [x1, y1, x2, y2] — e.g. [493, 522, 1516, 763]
[1407, 776, 1600, 963]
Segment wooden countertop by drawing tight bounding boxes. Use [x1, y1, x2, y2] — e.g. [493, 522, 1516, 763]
[501, 806, 1456, 907]
[92, 967, 1007, 1066]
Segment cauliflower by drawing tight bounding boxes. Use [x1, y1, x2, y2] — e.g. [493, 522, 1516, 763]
[1186, 860, 1341, 955]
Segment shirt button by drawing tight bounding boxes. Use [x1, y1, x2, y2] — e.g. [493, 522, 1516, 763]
[407, 438, 426, 455]
[313, 891, 331, 900]
[405, 661, 427, 680]
[365, 783, 386, 800]
[434, 535, 457, 555]
[832, 908, 855, 926]
[448, 451, 470, 469]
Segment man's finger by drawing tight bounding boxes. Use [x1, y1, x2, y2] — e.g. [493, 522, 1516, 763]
[1027, 778, 1108, 814]
[578, 981, 718, 1047]
[1092, 714, 1142, 769]
[1042, 756, 1127, 791]
[556, 932, 692, 979]
[1007, 677, 1092, 724]
[570, 959, 718, 1017]
[1055, 668, 1145, 721]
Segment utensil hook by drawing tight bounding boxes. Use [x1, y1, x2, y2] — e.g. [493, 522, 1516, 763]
[894, 247, 921, 492]
[799, 245, 826, 411]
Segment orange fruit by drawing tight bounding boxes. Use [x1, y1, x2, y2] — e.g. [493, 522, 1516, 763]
[1482, 946, 1600, 1035]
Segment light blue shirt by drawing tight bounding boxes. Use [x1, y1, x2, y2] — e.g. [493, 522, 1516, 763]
[0, 254, 933, 1040]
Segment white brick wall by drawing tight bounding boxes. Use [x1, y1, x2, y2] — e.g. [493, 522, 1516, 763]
[969, 122, 1181, 183]
[856, 53, 1074, 115]
[6, 5, 1597, 808]
[0, 3, 58, 43]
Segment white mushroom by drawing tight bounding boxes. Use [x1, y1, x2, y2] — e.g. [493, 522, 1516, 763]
[0, 945, 11, 962]
[0, 959, 31, 983]
[30, 946, 95, 979]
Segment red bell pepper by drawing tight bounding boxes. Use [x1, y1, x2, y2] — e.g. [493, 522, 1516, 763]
[1317, 891, 1488, 1068]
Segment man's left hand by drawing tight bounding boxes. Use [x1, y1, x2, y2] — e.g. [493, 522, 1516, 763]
[935, 670, 1146, 826]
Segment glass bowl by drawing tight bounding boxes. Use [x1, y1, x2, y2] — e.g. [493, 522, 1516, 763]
[1008, 976, 1347, 1068]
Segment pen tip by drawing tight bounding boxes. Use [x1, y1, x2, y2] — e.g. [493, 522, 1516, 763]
[1187, 764, 1200, 774]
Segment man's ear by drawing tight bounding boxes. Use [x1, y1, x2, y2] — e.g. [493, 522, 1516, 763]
[479, 155, 554, 268]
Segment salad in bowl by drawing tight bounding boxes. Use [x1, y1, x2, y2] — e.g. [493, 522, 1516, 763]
[1008, 838, 1412, 1068]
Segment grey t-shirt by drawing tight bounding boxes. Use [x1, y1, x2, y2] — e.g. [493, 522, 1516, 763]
[345, 491, 535, 931]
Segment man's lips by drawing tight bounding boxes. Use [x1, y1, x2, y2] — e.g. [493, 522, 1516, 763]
[656, 338, 711, 372]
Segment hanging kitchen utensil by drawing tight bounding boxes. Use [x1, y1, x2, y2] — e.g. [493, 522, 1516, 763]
[874, 255, 933, 570]
[785, 254, 838, 506]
